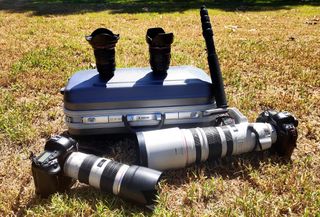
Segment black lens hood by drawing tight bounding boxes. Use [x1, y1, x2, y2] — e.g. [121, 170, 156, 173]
[118, 165, 162, 205]
[86, 28, 119, 80]
[146, 27, 174, 74]
[146, 27, 174, 47]
[86, 28, 119, 49]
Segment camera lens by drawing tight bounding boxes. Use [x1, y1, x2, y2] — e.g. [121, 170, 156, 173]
[86, 28, 119, 81]
[137, 123, 276, 171]
[146, 27, 174, 74]
[64, 152, 162, 205]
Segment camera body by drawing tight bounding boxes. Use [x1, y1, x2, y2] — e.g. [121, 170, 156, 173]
[31, 136, 77, 197]
[256, 110, 298, 157]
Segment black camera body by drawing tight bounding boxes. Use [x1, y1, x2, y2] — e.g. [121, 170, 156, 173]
[31, 136, 78, 197]
[256, 110, 298, 157]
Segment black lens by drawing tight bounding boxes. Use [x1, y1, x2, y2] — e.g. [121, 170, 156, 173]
[86, 28, 119, 81]
[146, 27, 174, 74]
[94, 48, 116, 79]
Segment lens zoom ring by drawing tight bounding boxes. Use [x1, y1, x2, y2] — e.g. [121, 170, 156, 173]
[190, 129, 201, 163]
[78, 155, 99, 185]
[203, 127, 222, 160]
[100, 161, 122, 193]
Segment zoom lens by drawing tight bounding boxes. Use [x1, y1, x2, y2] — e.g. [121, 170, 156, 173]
[146, 27, 174, 74]
[137, 123, 277, 171]
[86, 28, 119, 81]
[64, 152, 162, 205]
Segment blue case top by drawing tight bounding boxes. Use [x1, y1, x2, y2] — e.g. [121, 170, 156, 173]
[63, 65, 214, 110]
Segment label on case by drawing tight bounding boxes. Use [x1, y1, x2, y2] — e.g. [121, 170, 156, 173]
[83, 116, 109, 124]
[127, 114, 161, 122]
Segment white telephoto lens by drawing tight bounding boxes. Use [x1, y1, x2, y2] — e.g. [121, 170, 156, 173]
[138, 128, 190, 170]
[138, 122, 277, 171]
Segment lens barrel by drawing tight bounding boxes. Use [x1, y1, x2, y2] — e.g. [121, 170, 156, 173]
[64, 152, 162, 205]
[146, 28, 174, 74]
[137, 123, 277, 171]
[86, 28, 119, 81]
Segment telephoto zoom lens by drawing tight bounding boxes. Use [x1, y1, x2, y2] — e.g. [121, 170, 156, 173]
[137, 122, 277, 171]
[63, 152, 162, 205]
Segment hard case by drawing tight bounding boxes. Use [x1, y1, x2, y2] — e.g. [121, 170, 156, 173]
[62, 65, 225, 135]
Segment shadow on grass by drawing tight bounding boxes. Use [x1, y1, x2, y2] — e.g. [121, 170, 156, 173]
[0, 0, 319, 16]
[18, 188, 153, 216]
[163, 151, 292, 186]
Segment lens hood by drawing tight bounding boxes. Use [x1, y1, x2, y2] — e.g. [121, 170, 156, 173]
[146, 27, 174, 47]
[118, 165, 162, 205]
[86, 28, 119, 49]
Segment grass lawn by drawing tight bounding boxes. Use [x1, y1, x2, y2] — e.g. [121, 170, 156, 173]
[0, 0, 319, 216]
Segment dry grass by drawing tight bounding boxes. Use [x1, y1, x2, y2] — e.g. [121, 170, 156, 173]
[0, 1, 319, 216]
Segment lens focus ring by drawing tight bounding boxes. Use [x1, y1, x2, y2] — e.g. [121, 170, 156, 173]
[100, 161, 122, 193]
[203, 127, 222, 160]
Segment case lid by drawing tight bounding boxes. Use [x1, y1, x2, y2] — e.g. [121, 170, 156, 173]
[63, 65, 214, 110]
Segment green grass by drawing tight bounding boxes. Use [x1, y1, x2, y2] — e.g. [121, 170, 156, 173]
[0, 1, 320, 216]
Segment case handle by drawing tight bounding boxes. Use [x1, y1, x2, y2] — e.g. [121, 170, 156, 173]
[122, 114, 165, 133]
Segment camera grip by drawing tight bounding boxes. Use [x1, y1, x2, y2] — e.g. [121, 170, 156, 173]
[32, 162, 73, 197]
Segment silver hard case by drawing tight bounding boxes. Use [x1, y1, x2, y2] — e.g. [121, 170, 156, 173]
[63, 66, 223, 135]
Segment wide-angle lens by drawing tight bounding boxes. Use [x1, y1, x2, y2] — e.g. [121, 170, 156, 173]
[86, 28, 120, 81]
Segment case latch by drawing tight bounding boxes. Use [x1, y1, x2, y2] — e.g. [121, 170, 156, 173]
[123, 113, 165, 133]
